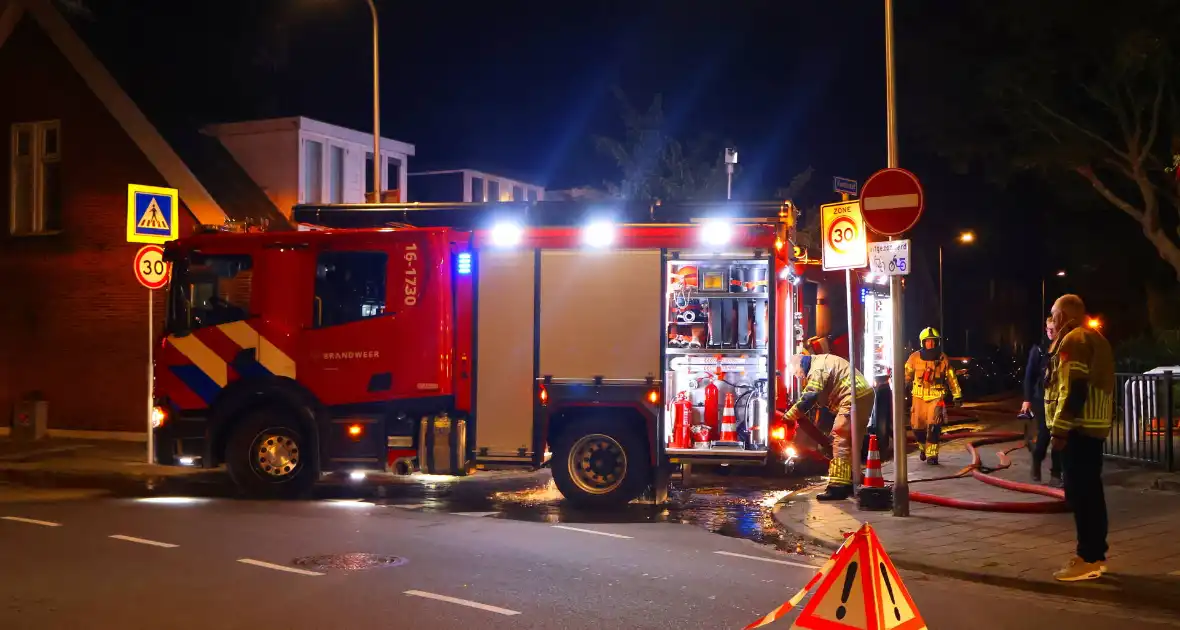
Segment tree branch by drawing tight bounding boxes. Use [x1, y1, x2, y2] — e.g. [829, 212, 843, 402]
[1034, 99, 1132, 161]
[1075, 166, 1146, 221]
[1141, 79, 1167, 167]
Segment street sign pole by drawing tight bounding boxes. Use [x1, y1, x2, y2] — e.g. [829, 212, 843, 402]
[147, 289, 154, 464]
[840, 192, 861, 489]
[885, 0, 909, 517]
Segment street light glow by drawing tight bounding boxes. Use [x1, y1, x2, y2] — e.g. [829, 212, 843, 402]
[1087, 318, 1101, 329]
[958, 231, 976, 244]
[1056, 270, 1067, 277]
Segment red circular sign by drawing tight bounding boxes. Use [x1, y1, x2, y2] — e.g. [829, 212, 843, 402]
[133, 244, 171, 290]
[860, 167, 924, 236]
[826, 216, 858, 254]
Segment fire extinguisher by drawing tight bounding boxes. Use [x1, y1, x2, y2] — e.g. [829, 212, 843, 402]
[704, 377, 720, 440]
[670, 392, 692, 449]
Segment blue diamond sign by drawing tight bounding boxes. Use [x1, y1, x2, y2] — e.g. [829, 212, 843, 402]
[126, 184, 178, 244]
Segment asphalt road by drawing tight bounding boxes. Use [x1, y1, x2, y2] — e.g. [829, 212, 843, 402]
[0, 477, 1175, 630]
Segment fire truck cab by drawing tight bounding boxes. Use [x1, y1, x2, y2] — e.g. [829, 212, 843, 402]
[152, 202, 810, 507]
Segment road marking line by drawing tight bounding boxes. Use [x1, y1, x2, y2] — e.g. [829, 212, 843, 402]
[404, 590, 521, 616]
[714, 550, 822, 570]
[391, 504, 426, 510]
[863, 193, 920, 211]
[1170, 569, 1180, 576]
[237, 558, 324, 576]
[1, 516, 62, 527]
[552, 525, 633, 539]
[453, 511, 499, 518]
[109, 535, 178, 548]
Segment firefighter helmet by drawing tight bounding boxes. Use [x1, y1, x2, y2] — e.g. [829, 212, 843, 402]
[919, 327, 941, 342]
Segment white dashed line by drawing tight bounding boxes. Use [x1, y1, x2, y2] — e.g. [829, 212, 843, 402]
[453, 511, 499, 518]
[713, 550, 822, 570]
[1170, 569, 1180, 576]
[1, 516, 62, 527]
[236, 558, 324, 576]
[391, 504, 427, 510]
[552, 525, 633, 539]
[404, 590, 521, 616]
[109, 535, 178, 548]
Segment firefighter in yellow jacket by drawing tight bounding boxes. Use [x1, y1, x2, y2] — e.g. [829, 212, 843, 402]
[785, 353, 874, 501]
[904, 327, 962, 465]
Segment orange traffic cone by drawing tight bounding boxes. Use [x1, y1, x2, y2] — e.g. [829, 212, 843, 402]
[715, 392, 743, 448]
[864, 434, 884, 488]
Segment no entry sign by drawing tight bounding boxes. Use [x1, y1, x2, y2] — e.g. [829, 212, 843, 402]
[860, 168, 924, 236]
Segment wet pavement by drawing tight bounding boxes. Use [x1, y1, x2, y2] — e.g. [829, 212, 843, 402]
[0, 463, 824, 556]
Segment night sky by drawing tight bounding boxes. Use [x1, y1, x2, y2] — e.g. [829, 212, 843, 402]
[70, 0, 1158, 349]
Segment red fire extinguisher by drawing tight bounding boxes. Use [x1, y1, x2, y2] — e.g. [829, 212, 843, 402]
[670, 392, 692, 449]
[704, 377, 720, 440]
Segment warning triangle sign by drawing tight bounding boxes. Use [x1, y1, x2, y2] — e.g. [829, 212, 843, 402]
[868, 528, 927, 630]
[791, 532, 879, 630]
[137, 198, 170, 230]
[745, 523, 927, 630]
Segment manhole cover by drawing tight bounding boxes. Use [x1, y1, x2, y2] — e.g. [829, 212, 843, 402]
[292, 553, 407, 571]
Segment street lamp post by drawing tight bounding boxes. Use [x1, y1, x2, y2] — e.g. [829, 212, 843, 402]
[938, 231, 975, 339]
[366, 0, 381, 202]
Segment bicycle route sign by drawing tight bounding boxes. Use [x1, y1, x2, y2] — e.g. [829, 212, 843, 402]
[869, 239, 910, 276]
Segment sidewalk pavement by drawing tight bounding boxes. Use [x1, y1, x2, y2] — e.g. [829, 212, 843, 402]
[0, 437, 215, 486]
[774, 419, 1180, 612]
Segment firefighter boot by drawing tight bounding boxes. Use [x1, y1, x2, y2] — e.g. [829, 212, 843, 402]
[817, 457, 853, 502]
[913, 429, 927, 462]
[926, 425, 941, 465]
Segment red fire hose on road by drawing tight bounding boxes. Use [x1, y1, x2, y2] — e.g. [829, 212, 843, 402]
[896, 431, 1069, 514]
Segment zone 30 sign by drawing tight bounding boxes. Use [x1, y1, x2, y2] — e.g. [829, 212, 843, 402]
[820, 200, 868, 271]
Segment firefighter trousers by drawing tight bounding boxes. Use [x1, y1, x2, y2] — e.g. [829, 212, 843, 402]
[911, 397, 947, 460]
[827, 397, 874, 487]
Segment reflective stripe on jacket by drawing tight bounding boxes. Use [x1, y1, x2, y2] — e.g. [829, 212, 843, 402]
[904, 351, 962, 402]
[789, 354, 872, 417]
[1045, 325, 1115, 438]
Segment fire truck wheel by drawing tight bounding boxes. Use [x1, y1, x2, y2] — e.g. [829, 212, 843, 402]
[551, 417, 650, 509]
[226, 408, 317, 499]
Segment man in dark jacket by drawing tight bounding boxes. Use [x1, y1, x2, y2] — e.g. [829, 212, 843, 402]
[1021, 317, 1061, 485]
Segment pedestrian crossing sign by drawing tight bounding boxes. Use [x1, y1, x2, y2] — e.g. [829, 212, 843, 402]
[126, 184, 179, 244]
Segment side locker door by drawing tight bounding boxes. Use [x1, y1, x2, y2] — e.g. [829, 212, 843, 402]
[474, 248, 536, 464]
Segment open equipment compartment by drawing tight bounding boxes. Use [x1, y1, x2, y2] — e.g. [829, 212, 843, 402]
[663, 249, 772, 463]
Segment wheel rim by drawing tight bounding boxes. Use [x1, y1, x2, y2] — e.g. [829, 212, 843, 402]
[567, 434, 627, 495]
[250, 430, 302, 481]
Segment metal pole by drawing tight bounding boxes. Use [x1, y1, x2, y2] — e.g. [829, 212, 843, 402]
[938, 245, 944, 335]
[367, 0, 381, 202]
[147, 290, 154, 464]
[726, 164, 734, 200]
[886, 0, 909, 516]
[846, 268, 861, 488]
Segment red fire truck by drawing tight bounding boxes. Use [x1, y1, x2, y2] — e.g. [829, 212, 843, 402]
[151, 202, 834, 506]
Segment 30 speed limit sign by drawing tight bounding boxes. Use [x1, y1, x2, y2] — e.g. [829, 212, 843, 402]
[820, 200, 868, 271]
[133, 244, 171, 290]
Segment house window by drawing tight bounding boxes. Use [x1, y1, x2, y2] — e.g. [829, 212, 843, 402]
[303, 139, 323, 203]
[526, 188, 539, 202]
[470, 177, 484, 202]
[329, 145, 344, 203]
[487, 180, 500, 202]
[314, 251, 388, 327]
[386, 158, 401, 194]
[512, 185, 524, 201]
[9, 121, 62, 235]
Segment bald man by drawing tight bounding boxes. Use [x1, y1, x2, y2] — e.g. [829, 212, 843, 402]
[1045, 294, 1115, 582]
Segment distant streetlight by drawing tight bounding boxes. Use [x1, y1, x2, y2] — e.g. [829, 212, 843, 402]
[1056, 270, 1067, 277]
[1087, 317, 1102, 330]
[939, 231, 975, 337]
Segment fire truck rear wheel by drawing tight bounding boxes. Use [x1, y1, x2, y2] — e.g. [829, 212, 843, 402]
[551, 417, 650, 509]
[226, 408, 317, 499]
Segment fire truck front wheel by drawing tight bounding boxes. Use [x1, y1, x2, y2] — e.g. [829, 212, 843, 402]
[551, 416, 650, 509]
[225, 408, 318, 499]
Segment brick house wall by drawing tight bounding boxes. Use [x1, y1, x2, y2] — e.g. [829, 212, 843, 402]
[0, 17, 197, 433]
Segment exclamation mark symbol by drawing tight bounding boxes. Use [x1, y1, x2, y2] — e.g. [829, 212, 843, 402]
[835, 562, 858, 620]
[879, 562, 901, 621]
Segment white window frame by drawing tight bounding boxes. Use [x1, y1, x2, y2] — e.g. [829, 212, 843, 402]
[328, 143, 345, 204]
[9, 120, 61, 235]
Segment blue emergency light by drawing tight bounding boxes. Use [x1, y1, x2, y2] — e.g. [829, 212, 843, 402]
[457, 252, 472, 275]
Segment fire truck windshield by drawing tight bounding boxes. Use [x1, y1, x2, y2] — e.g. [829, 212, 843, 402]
[166, 253, 254, 335]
